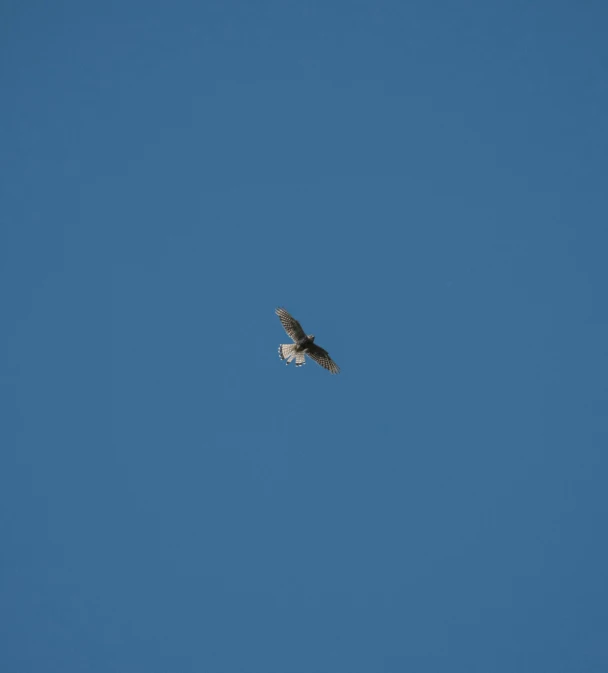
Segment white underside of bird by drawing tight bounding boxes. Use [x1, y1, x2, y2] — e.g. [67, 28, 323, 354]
[278, 343, 307, 366]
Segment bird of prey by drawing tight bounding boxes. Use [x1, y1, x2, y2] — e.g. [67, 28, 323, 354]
[275, 307, 340, 374]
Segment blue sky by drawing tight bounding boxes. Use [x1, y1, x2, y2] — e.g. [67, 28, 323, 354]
[2, 1, 607, 671]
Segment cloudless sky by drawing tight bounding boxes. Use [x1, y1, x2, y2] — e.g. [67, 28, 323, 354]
[2, 1, 607, 671]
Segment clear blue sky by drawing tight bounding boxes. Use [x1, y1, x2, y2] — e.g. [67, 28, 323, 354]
[2, 2, 607, 671]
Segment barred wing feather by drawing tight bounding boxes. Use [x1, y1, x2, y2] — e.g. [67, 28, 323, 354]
[275, 307, 307, 342]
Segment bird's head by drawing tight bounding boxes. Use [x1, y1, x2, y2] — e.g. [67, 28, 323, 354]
[308, 334, 315, 342]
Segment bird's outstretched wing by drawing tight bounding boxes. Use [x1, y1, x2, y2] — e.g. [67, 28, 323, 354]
[307, 343, 340, 374]
[275, 307, 307, 342]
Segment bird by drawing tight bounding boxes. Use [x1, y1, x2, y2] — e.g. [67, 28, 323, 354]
[275, 307, 340, 374]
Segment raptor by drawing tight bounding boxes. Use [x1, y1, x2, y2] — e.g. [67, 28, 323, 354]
[275, 307, 340, 374]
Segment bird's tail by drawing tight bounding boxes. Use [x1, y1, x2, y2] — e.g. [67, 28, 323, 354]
[278, 343, 298, 365]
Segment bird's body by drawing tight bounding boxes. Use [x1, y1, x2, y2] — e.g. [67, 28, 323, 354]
[275, 307, 340, 374]
[296, 335, 314, 348]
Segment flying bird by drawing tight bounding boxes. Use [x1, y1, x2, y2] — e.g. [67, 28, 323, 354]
[275, 307, 340, 374]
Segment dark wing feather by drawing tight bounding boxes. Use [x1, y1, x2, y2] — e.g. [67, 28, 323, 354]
[307, 343, 340, 374]
[275, 307, 307, 342]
